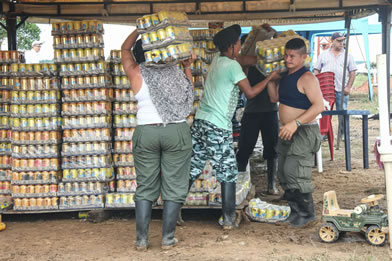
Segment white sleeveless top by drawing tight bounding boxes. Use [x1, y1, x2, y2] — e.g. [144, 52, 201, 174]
[134, 79, 163, 125]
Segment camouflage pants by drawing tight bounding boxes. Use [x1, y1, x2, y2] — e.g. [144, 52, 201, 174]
[190, 119, 238, 183]
[276, 123, 322, 193]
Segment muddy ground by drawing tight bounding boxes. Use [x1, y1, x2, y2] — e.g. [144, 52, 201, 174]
[1, 95, 392, 261]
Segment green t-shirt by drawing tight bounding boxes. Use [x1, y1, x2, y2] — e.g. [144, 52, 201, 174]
[195, 54, 247, 131]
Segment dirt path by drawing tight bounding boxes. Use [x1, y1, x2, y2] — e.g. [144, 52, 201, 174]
[1, 98, 392, 261]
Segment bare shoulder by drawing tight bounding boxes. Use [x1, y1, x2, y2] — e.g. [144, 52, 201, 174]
[300, 71, 319, 86]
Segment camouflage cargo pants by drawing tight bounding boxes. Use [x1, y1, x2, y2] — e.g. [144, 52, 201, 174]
[276, 123, 322, 193]
[190, 119, 238, 183]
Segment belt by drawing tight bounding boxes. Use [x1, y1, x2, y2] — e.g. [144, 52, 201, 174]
[144, 122, 177, 127]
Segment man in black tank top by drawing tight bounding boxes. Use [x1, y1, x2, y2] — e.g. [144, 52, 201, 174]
[268, 38, 324, 228]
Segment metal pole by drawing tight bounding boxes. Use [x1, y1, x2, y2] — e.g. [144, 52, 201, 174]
[376, 54, 392, 249]
[381, 6, 391, 132]
[6, 2, 17, 51]
[336, 14, 351, 150]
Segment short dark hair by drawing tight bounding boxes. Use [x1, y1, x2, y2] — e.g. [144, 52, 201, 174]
[132, 39, 146, 64]
[285, 38, 306, 55]
[213, 24, 241, 53]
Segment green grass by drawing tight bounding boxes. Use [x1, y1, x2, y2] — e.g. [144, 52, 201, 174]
[353, 73, 369, 89]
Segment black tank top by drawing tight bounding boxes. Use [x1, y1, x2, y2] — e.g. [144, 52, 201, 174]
[279, 66, 312, 110]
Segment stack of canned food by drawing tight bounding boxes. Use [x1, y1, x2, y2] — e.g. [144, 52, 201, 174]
[185, 162, 218, 206]
[136, 11, 192, 66]
[0, 58, 14, 206]
[58, 21, 111, 210]
[106, 50, 137, 206]
[9, 63, 57, 77]
[10, 69, 61, 210]
[190, 29, 220, 64]
[52, 20, 104, 64]
[255, 33, 310, 75]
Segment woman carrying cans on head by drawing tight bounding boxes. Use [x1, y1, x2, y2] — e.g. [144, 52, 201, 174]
[121, 29, 194, 251]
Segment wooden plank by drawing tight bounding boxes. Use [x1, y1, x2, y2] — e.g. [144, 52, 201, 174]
[200, 2, 244, 13]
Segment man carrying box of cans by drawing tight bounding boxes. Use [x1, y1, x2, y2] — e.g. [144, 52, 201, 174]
[189, 24, 280, 230]
[267, 38, 324, 227]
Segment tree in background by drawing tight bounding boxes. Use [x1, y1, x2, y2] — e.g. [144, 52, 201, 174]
[0, 19, 41, 50]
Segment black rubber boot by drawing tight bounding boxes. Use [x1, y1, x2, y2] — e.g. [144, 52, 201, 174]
[290, 191, 316, 228]
[221, 182, 237, 230]
[135, 200, 152, 251]
[267, 158, 279, 195]
[283, 190, 300, 224]
[162, 201, 182, 249]
[177, 180, 194, 226]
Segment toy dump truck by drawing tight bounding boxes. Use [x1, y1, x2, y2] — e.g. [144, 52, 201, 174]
[318, 190, 388, 246]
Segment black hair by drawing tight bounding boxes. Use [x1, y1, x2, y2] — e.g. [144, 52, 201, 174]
[215, 38, 238, 53]
[213, 24, 241, 54]
[285, 38, 307, 55]
[132, 39, 146, 64]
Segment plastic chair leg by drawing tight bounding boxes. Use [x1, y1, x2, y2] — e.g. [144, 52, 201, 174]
[327, 128, 334, 160]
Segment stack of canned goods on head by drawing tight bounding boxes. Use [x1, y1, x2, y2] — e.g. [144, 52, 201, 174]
[136, 11, 193, 66]
[106, 50, 137, 206]
[55, 20, 112, 210]
[255, 31, 311, 75]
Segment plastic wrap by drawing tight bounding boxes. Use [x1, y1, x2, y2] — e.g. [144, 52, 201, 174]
[62, 115, 111, 129]
[12, 183, 57, 198]
[62, 155, 112, 169]
[57, 181, 105, 196]
[52, 20, 104, 35]
[0, 181, 11, 194]
[113, 115, 137, 128]
[141, 26, 192, 51]
[13, 197, 59, 210]
[11, 171, 58, 185]
[63, 128, 111, 143]
[62, 142, 111, 156]
[113, 88, 135, 102]
[9, 64, 58, 77]
[62, 89, 112, 103]
[12, 158, 59, 172]
[58, 62, 107, 77]
[11, 103, 60, 118]
[113, 102, 137, 115]
[62, 167, 114, 182]
[114, 128, 134, 141]
[12, 144, 59, 159]
[105, 193, 135, 208]
[11, 117, 61, 131]
[113, 153, 134, 167]
[0, 169, 11, 181]
[144, 43, 192, 66]
[185, 192, 209, 206]
[54, 48, 105, 63]
[116, 166, 136, 180]
[53, 34, 104, 49]
[245, 198, 290, 223]
[116, 179, 137, 193]
[136, 11, 189, 33]
[59, 195, 104, 209]
[112, 76, 131, 90]
[113, 141, 132, 154]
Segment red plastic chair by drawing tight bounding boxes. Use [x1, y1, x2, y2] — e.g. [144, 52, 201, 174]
[316, 72, 336, 160]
